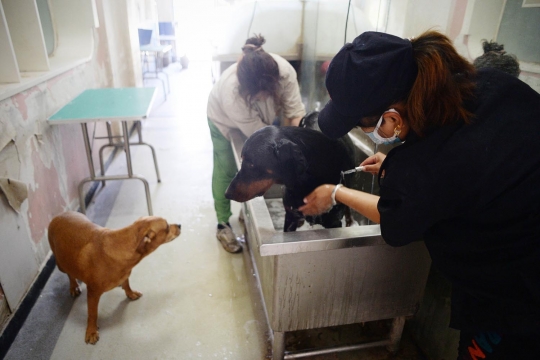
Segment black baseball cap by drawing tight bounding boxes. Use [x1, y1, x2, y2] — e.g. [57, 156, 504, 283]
[319, 32, 418, 139]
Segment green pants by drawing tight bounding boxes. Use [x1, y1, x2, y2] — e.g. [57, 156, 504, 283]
[208, 118, 238, 224]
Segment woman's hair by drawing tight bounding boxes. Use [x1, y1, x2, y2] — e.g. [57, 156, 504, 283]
[405, 30, 477, 136]
[237, 34, 281, 106]
[473, 40, 520, 78]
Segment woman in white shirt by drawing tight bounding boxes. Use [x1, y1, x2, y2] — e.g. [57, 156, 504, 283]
[207, 34, 305, 253]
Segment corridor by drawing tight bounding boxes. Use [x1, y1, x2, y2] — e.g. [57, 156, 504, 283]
[3, 61, 422, 360]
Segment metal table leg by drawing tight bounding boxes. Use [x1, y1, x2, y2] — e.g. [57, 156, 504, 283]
[156, 51, 171, 96]
[99, 121, 114, 187]
[136, 121, 161, 182]
[79, 123, 96, 214]
[122, 121, 153, 215]
[77, 122, 153, 215]
[96, 121, 161, 182]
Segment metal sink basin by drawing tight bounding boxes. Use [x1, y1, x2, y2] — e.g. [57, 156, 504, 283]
[230, 129, 431, 359]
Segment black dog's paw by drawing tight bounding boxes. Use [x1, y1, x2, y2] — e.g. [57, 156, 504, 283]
[305, 205, 346, 230]
[284, 207, 305, 232]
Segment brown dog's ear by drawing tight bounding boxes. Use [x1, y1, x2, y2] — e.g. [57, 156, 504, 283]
[137, 229, 156, 254]
[273, 139, 307, 177]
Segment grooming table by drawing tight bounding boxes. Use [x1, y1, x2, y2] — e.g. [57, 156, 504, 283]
[47, 87, 160, 215]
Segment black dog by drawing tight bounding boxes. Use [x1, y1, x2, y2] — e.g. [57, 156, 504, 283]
[225, 113, 356, 232]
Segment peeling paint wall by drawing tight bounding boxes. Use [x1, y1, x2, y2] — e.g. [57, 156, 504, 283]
[0, 0, 143, 328]
[0, 60, 99, 314]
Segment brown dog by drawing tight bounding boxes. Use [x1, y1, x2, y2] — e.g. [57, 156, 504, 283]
[48, 211, 181, 344]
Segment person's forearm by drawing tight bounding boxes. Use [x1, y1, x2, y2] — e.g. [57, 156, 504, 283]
[287, 116, 302, 126]
[335, 186, 380, 223]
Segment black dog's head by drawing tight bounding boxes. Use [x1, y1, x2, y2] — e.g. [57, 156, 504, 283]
[225, 116, 357, 232]
[225, 126, 308, 202]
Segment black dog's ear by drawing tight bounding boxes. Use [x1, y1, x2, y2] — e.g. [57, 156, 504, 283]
[273, 139, 307, 176]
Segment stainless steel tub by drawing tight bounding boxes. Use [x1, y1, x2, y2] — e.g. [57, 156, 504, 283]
[230, 130, 431, 359]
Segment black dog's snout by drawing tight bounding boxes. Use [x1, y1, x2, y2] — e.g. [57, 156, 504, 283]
[177, 224, 182, 229]
[224, 185, 236, 200]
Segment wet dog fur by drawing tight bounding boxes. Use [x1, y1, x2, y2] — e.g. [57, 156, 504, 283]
[225, 113, 356, 232]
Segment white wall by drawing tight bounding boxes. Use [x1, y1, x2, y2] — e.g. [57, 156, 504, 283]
[210, 0, 458, 60]
[459, 0, 506, 59]
[314, 0, 377, 58]
[156, 0, 174, 22]
[400, 0, 454, 38]
[212, 1, 303, 60]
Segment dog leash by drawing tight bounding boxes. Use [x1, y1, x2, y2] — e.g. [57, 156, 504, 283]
[340, 166, 365, 184]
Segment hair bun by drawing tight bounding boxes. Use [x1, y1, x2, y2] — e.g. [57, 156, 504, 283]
[242, 34, 266, 53]
[481, 40, 505, 54]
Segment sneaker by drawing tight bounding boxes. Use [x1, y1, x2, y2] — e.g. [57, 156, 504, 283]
[216, 223, 242, 253]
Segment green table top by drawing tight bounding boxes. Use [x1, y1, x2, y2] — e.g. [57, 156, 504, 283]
[48, 87, 156, 125]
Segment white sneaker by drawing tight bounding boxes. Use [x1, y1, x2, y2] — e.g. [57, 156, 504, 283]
[216, 224, 242, 253]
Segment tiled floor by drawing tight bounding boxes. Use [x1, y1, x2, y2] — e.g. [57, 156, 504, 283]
[3, 61, 425, 360]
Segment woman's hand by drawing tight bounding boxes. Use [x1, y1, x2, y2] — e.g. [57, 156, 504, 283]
[298, 184, 335, 216]
[300, 184, 382, 223]
[360, 152, 387, 175]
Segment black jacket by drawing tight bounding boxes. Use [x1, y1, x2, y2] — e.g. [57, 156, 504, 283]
[378, 68, 540, 333]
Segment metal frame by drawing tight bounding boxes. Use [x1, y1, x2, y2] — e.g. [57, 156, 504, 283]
[78, 120, 156, 215]
[96, 120, 161, 187]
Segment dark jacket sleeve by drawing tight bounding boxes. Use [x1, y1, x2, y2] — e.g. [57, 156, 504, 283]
[377, 156, 436, 246]
[376, 125, 476, 247]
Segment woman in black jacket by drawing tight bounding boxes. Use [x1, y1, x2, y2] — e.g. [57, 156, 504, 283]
[299, 30, 540, 358]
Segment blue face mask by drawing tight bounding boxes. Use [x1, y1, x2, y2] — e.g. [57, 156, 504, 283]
[365, 109, 402, 145]
[366, 131, 402, 145]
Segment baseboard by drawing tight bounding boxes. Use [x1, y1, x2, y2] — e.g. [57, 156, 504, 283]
[0, 255, 56, 360]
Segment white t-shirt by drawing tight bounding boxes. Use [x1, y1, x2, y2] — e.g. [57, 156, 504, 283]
[207, 53, 306, 140]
